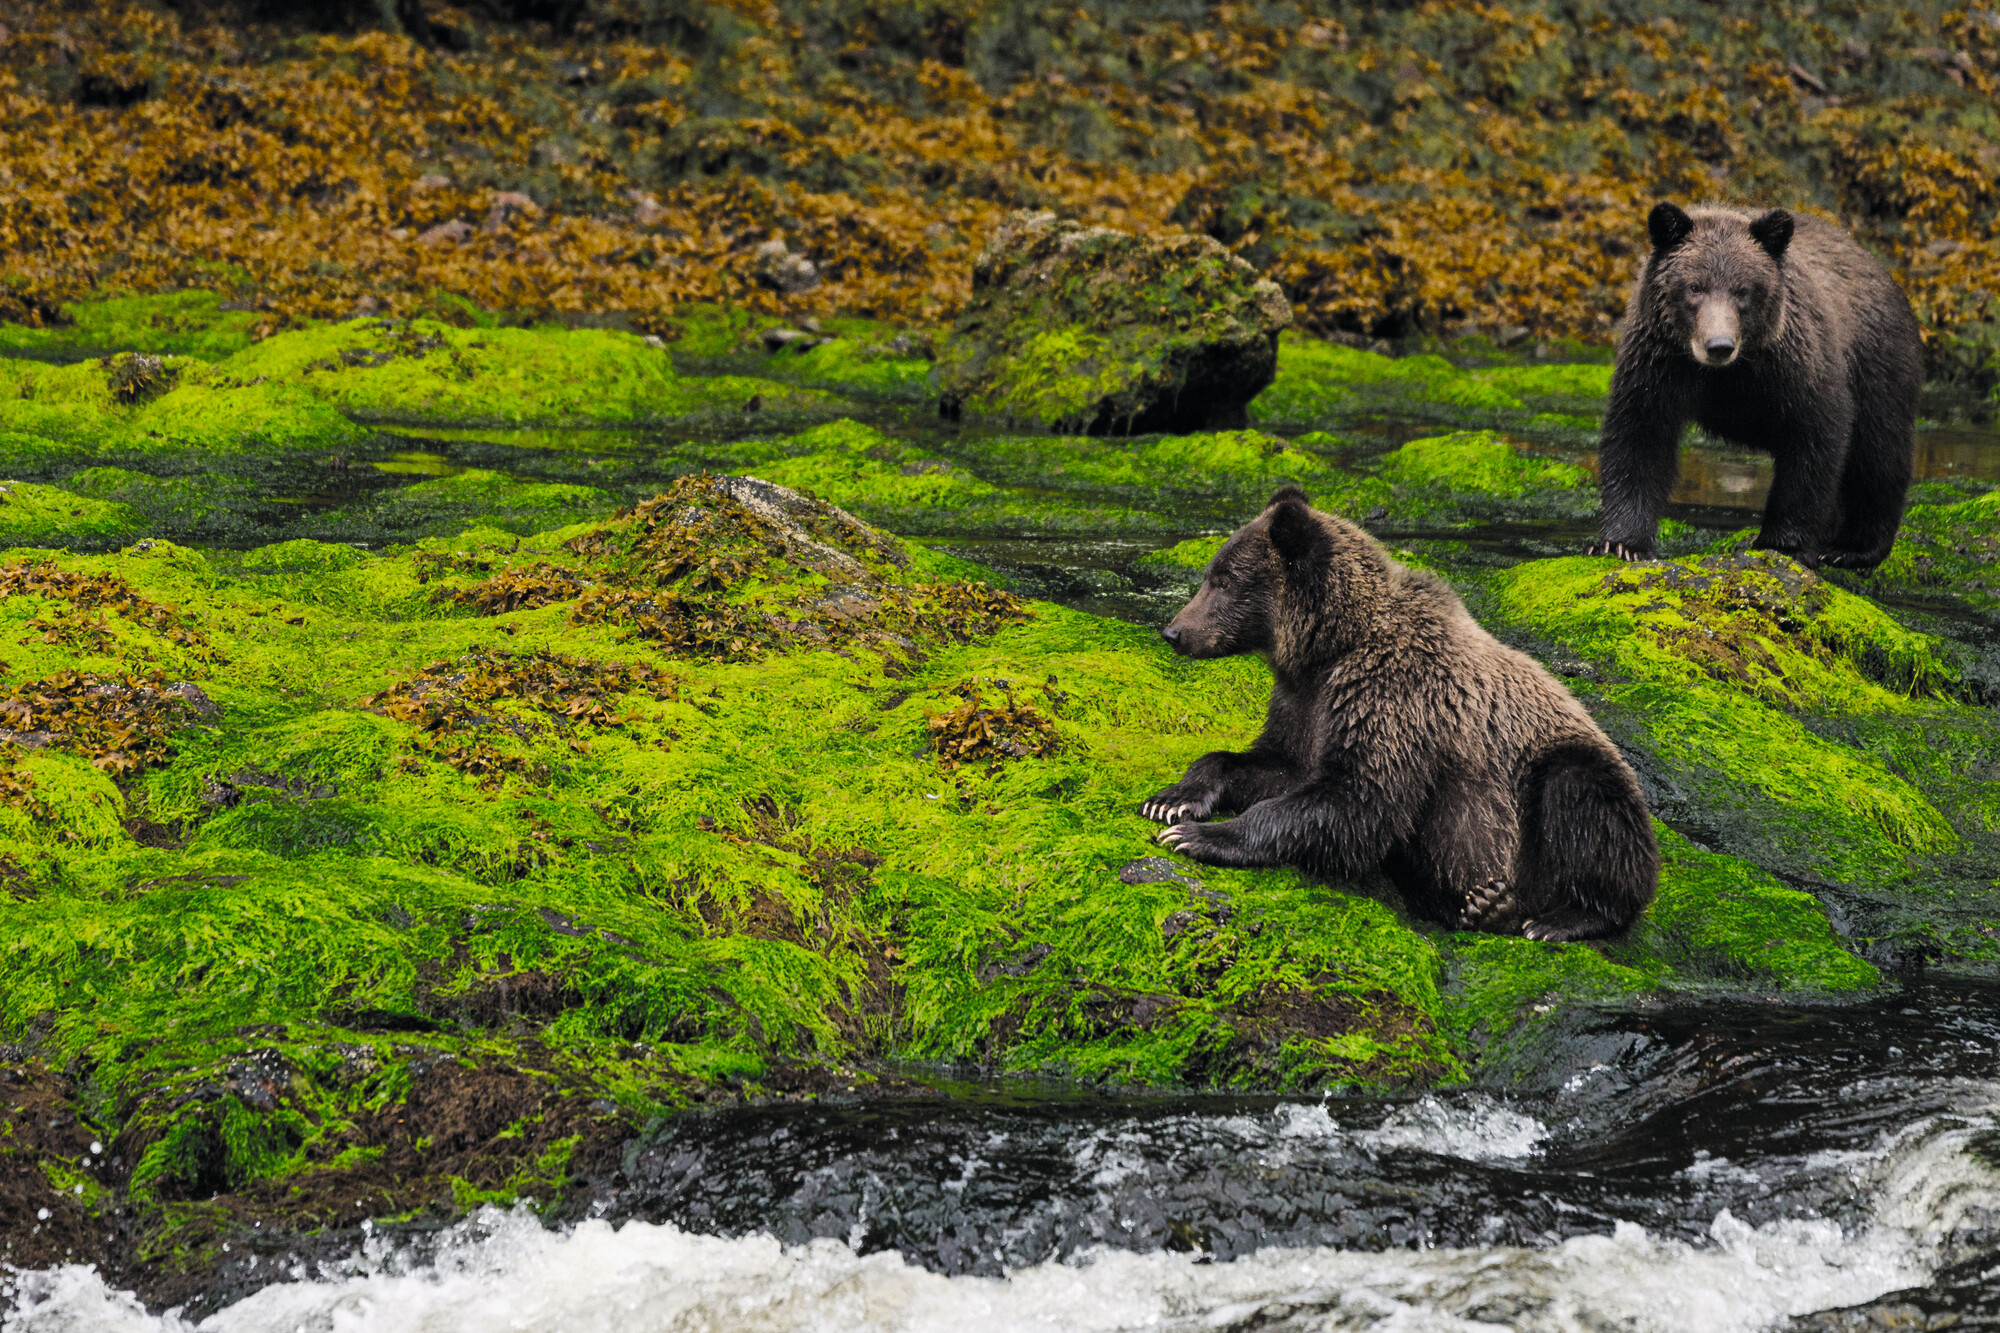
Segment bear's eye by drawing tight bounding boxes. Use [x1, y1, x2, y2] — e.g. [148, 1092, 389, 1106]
[1686, 284, 1707, 300]
[1733, 286, 1751, 300]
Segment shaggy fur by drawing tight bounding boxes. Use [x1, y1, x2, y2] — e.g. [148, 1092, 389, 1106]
[1145, 489, 1658, 941]
[1592, 202, 1923, 570]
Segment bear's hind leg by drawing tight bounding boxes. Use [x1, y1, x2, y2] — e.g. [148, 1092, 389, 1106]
[1821, 393, 1915, 570]
[1516, 742, 1659, 940]
[1380, 770, 1519, 930]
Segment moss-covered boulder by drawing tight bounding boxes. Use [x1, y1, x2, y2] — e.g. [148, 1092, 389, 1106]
[933, 211, 1293, 434]
[1490, 549, 2000, 964]
[0, 479, 142, 543]
[1867, 484, 2000, 614]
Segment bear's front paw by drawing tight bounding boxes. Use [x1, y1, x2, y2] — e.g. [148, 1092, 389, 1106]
[1140, 786, 1220, 825]
[1156, 820, 1259, 867]
[1586, 539, 1656, 563]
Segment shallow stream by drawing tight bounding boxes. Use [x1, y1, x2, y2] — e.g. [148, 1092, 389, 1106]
[9, 980, 2000, 1330]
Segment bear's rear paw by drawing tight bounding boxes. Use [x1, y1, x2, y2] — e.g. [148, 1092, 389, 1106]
[1819, 546, 1890, 572]
[1140, 786, 1220, 825]
[1586, 539, 1656, 562]
[1521, 910, 1621, 943]
[1458, 878, 1517, 931]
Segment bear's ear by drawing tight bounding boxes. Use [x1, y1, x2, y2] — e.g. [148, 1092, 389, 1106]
[1750, 208, 1794, 260]
[1648, 202, 1694, 253]
[1268, 497, 1321, 570]
[1265, 485, 1309, 510]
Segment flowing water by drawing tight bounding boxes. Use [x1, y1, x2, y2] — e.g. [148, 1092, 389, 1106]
[9, 981, 2000, 1331]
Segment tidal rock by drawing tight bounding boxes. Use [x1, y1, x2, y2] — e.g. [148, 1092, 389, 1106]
[933, 210, 1292, 435]
[754, 239, 821, 294]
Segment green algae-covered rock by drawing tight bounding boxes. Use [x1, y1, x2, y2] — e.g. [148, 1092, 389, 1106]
[933, 211, 1293, 434]
[0, 479, 142, 544]
[1490, 548, 2000, 963]
[0, 321, 849, 465]
[1247, 338, 1613, 438]
[1868, 485, 2000, 613]
[1379, 431, 1590, 498]
[0, 291, 263, 361]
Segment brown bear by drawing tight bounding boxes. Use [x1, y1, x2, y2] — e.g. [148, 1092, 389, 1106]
[1592, 202, 1923, 569]
[1144, 489, 1658, 941]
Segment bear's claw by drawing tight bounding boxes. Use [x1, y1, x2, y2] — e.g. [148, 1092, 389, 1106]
[1586, 540, 1655, 562]
[1140, 791, 1216, 824]
[1458, 877, 1516, 931]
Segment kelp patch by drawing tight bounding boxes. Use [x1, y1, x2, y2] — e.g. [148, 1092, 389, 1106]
[925, 676, 1065, 771]
[365, 646, 681, 782]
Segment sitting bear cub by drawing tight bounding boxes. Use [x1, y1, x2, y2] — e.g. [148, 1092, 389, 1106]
[1144, 488, 1657, 941]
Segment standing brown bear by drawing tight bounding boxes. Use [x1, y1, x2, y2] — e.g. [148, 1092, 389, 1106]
[1144, 489, 1658, 941]
[1592, 202, 1923, 569]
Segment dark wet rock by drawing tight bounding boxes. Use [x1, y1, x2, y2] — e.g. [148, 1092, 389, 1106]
[1119, 856, 1204, 887]
[933, 210, 1292, 435]
[762, 327, 815, 352]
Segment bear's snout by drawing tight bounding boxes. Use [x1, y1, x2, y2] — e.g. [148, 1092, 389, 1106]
[1161, 624, 1184, 650]
[1691, 297, 1742, 367]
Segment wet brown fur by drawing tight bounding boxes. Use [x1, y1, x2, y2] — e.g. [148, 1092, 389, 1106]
[1147, 489, 1659, 941]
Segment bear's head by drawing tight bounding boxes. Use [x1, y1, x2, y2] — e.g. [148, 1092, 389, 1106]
[1161, 487, 1389, 671]
[1644, 201, 1793, 369]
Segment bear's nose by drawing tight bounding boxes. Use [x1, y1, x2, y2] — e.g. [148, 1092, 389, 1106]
[1161, 625, 1182, 646]
[1705, 336, 1736, 358]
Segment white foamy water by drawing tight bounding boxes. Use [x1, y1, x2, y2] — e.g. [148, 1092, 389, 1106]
[1274, 1093, 1549, 1161]
[5, 1102, 1996, 1333]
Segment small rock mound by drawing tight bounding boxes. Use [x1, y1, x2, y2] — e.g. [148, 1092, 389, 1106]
[934, 210, 1293, 435]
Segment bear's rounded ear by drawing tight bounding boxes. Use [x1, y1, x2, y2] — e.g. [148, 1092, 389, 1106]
[1265, 485, 1309, 510]
[1750, 208, 1794, 259]
[1648, 202, 1694, 253]
[1268, 497, 1320, 569]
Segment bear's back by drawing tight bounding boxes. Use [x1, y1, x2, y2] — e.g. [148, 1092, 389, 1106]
[1379, 564, 1606, 763]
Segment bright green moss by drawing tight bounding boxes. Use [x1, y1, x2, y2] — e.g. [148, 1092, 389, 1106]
[0, 356, 368, 457]
[214, 321, 688, 425]
[387, 470, 616, 527]
[695, 419, 1173, 536]
[0, 480, 142, 543]
[659, 303, 776, 358]
[1137, 534, 1228, 574]
[1493, 551, 1973, 890]
[130, 377, 369, 454]
[1870, 488, 2000, 612]
[1622, 828, 1879, 989]
[773, 338, 933, 398]
[0, 751, 129, 851]
[1470, 363, 1614, 401]
[1379, 431, 1590, 497]
[0, 291, 262, 361]
[239, 539, 369, 574]
[1249, 338, 1525, 424]
[1496, 552, 1960, 712]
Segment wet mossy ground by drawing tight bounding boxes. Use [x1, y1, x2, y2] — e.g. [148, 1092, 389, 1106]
[5, 299, 2000, 1303]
